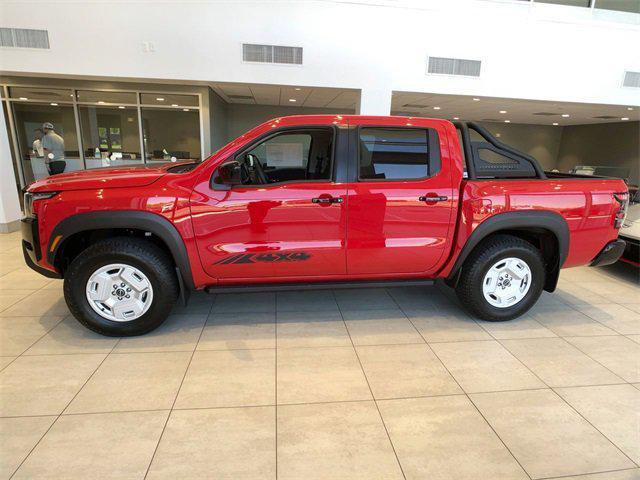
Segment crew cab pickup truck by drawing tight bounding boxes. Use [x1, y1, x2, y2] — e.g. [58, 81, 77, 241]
[21, 115, 629, 336]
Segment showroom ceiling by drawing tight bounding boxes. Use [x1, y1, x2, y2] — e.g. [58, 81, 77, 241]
[211, 82, 359, 110]
[392, 91, 640, 125]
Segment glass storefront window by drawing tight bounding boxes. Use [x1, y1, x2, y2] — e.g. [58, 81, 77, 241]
[140, 93, 198, 107]
[141, 108, 201, 162]
[594, 0, 640, 13]
[76, 90, 137, 105]
[78, 105, 142, 169]
[11, 102, 82, 183]
[3, 84, 203, 185]
[535, 0, 590, 6]
[9, 87, 74, 102]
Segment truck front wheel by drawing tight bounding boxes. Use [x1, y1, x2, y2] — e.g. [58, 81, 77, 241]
[455, 234, 545, 321]
[63, 237, 179, 336]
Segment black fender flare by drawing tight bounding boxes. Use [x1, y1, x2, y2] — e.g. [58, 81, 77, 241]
[446, 211, 569, 292]
[47, 210, 195, 289]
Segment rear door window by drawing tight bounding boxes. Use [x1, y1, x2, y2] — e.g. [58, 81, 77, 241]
[358, 127, 440, 180]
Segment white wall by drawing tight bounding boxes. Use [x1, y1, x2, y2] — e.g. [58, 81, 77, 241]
[1, 0, 638, 110]
[0, 110, 22, 232]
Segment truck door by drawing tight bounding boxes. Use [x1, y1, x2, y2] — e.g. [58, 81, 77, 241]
[190, 126, 348, 282]
[346, 122, 455, 275]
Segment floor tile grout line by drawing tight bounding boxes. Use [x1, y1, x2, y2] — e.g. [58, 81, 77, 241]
[535, 466, 640, 480]
[3, 330, 633, 359]
[5, 379, 638, 419]
[548, 386, 640, 469]
[8, 338, 119, 479]
[274, 292, 278, 480]
[142, 299, 212, 480]
[387, 291, 534, 480]
[1, 274, 72, 371]
[557, 335, 628, 383]
[493, 335, 640, 469]
[333, 289, 407, 480]
[8, 379, 640, 418]
[3, 315, 69, 365]
[0, 276, 64, 313]
[12, 383, 628, 418]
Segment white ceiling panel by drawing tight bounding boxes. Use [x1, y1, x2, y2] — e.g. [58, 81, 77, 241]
[391, 91, 639, 125]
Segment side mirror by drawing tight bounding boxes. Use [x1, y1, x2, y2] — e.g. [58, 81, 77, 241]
[213, 160, 242, 189]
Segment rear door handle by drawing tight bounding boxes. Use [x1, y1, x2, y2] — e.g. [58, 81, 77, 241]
[419, 195, 448, 202]
[312, 196, 343, 204]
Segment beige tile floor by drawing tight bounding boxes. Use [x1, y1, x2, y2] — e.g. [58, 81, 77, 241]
[0, 229, 639, 479]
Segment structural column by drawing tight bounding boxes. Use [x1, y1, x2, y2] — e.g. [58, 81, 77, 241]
[357, 87, 393, 116]
[0, 110, 22, 233]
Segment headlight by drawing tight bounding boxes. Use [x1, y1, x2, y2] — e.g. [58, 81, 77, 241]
[23, 191, 58, 217]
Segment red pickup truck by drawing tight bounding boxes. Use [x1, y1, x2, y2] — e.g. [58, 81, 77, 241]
[21, 115, 629, 336]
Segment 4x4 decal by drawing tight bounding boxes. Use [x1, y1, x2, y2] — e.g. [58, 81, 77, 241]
[215, 251, 311, 265]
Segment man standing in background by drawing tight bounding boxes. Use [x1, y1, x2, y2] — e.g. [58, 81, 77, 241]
[32, 128, 44, 157]
[41, 122, 66, 174]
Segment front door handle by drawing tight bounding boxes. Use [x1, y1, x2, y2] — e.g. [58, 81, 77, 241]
[419, 195, 448, 203]
[312, 196, 343, 204]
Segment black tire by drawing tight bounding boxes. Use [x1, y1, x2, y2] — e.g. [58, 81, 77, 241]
[63, 237, 178, 336]
[455, 234, 545, 322]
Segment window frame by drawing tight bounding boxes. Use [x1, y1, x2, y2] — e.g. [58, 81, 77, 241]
[216, 125, 338, 189]
[356, 125, 441, 183]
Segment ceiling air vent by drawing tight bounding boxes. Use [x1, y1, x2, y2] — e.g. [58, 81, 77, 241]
[243, 44, 302, 65]
[623, 71, 640, 88]
[402, 103, 429, 108]
[0, 28, 49, 49]
[593, 115, 618, 119]
[428, 56, 481, 77]
[533, 112, 559, 116]
[481, 118, 500, 122]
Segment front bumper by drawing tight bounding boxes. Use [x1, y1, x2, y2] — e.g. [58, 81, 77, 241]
[21, 217, 61, 279]
[590, 239, 626, 267]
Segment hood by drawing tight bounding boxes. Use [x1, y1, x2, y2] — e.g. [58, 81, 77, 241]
[27, 163, 176, 192]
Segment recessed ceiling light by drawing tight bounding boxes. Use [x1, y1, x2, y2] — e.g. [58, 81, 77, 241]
[50, 103, 58, 106]
[472, 98, 480, 101]
[183, 108, 189, 112]
[561, 114, 570, 118]
[294, 88, 301, 91]
[156, 97, 165, 101]
[621, 117, 629, 121]
[433, 106, 441, 110]
[552, 122, 559, 126]
[118, 106, 125, 109]
[171, 104, 178, 107]
[289, 98, 297, 102]
[504, 120, 511, 123]
[453, 117, 460, 120]
[499, 110, 507, 114]
[19, 97, 28, 100]
[627, 107, 634, 111]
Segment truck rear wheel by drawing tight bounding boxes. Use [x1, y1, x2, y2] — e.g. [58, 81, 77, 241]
[63, 237, 179, 336]
[455, 234, 545, 321]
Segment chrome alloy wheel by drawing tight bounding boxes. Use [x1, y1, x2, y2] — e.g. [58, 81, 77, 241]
[482, 257, 532, 308]
[85, 263, 154, 322]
